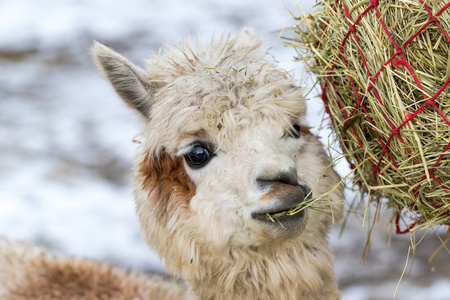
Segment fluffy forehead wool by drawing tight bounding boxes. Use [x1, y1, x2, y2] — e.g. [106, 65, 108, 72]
[140, 32, 305, 154]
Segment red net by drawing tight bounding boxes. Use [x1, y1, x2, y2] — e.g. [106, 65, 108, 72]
[313, 0, 450, 233]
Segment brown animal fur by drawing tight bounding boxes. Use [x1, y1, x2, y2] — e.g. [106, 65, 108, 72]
[0, 238, 188, 300]
[138, 152, 196, 224]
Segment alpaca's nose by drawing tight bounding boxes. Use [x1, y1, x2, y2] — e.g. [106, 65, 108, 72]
[256, 169, 312, 201]
[256, 168, 299, 189]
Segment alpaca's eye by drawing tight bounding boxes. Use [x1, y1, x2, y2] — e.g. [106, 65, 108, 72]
[184, 146, 211, 169]
[285, 123, 301, 139]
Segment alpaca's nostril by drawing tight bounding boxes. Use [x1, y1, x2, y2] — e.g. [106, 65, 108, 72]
[256, 168, 298, 190]
[299, 183, 311, 199]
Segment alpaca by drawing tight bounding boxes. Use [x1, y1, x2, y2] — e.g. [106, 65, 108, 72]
[0, 28, 344, 299]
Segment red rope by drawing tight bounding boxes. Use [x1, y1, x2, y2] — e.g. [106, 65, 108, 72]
[320, 0, 450, 233]
[395, 208, 416, 234]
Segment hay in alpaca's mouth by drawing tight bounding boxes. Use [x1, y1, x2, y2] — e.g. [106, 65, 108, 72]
[251, 202, 305, 224]
[266, 207, 302, 219]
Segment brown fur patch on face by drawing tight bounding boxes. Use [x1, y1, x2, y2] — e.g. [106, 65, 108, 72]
[138, 151, 196, 218]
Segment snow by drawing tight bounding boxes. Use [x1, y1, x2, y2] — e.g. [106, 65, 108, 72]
[0, 0, 448, 298]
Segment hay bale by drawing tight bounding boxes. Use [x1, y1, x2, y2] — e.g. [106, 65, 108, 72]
[290, 0, 450, 230]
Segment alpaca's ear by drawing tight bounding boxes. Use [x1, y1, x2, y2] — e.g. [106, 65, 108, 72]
[91, 41, 152, 118]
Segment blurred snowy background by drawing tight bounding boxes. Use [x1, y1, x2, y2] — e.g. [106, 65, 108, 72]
[0, 0, 449, 299]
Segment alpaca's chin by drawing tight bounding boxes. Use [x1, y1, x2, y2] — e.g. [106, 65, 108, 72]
[258, 211, 307, 240]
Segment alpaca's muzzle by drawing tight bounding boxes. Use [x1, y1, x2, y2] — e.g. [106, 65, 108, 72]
[251, 170, 311, 229]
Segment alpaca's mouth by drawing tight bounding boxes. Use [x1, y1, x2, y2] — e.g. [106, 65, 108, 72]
[251, 183, 310, 228]
[267, 207, 303, 220]
[251, 202, 305, 224]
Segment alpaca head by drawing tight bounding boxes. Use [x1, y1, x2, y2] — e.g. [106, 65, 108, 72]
[92, 29, 343, 279]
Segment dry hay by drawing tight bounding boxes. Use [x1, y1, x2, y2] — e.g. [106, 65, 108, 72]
[288, 0, 450, 231]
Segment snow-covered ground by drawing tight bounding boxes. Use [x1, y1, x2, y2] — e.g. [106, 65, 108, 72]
[0, 0, 448, 299]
